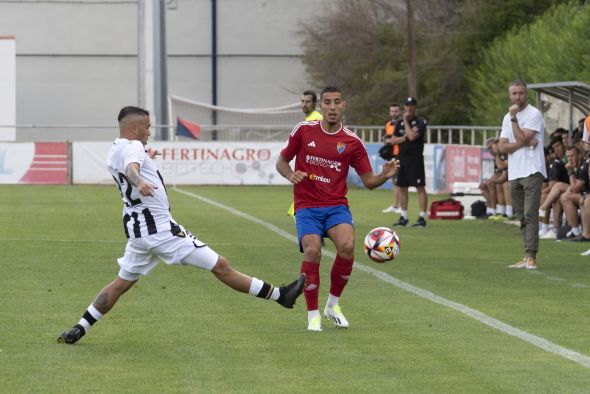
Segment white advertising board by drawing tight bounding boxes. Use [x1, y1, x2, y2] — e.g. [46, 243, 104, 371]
[0, 36, 16, 141]
[73, 141, 292, 185]
[0, 143, 34, 183]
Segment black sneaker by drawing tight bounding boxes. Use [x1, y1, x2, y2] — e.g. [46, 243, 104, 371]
[277, 273, 306, 309]
[393, 217, 409, 227]
[572, 235, 590, 242]
[57, 324, 85, 344]
[412, 217, 427, 227]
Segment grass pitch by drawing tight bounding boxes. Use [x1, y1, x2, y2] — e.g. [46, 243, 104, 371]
[1, 184, 590, 393]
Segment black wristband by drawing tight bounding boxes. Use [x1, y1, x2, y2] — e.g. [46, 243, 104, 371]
[511, 117, 518, 123]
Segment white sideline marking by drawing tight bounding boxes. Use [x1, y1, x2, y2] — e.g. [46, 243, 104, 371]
[0, 238, 121, 244]
[174, 187, 590, 369]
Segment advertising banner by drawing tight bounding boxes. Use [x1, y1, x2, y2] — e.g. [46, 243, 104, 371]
[348, 143, 435, 194]
[480, 148, 495, 181]
[432, 144, 446, 193]
[73, 141, 485, 193]
[444, 145, 482, 193]
[423, 144, 435, 194]
[347, 143, 388, 189]
[73, 141, 291, 185]
[0, 142, 68, 184]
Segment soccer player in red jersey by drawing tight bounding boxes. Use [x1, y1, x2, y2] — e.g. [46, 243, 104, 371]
[276, 86, 400, 331]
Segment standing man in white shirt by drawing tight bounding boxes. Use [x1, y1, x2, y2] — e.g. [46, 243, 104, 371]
[499, 80, 547, 270]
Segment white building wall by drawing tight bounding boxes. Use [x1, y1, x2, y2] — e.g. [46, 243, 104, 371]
[0, 0, 330, 137]
[0, 36, 16, 141]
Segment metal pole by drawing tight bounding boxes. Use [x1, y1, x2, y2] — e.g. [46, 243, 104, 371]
[406, 0, 417, 97]
[154, 0, 169, 140]
[138, 1, 154, 126]
[211, 0, 218, 140]
[138, 2, 145, 108]
[569, 90, 574, 145]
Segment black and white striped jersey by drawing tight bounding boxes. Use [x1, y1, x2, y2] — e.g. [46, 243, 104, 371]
[107, 138, 175, 238]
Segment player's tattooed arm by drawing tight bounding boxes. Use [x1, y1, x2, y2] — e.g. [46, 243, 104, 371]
[125, 162, 158, 196]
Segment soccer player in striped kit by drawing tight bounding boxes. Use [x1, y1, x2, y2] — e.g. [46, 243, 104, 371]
[58, 106, 305, 344]
[276, 87, 400, 332]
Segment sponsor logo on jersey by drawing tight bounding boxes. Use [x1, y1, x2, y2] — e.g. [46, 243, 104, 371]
[307, 141, 316, 147]
[305, 154, 342, 172]
[337, 142, 346, 154]
[309, 173, 331, 184]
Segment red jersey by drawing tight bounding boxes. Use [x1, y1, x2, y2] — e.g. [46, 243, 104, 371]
[280, 121, 373, 210]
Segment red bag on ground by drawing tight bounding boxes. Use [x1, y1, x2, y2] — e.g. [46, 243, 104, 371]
[428, 199, 464, 220]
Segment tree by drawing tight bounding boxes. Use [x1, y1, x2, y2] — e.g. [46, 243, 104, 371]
[299, 0, 571, 125]
[299, 0, 469, 124]
[467, 2, 590, 125]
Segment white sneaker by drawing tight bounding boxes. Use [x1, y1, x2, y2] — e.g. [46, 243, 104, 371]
[324, 304, 349, 328]
[307, 315, 322, 332]
[581, 249, 590, 256]
[539, 227, 548, 237]
[382, 205, 395, 213]
[540, 229, 556, 239]
[566, 229, 581, 239]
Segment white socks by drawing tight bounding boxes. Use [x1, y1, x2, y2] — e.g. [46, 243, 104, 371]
[308, 310, 320, 321]
[249, 277, 280, 301]
[506, 205, 513, 217]
[78, 304, 103, 331]
[326, 293, 339, 308]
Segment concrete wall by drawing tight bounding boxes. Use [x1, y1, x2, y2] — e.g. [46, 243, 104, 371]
[0, 36, 16, 141]
[0, 0, 329, 133]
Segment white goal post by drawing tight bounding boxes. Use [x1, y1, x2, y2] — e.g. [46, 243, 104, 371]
[168, 94, 303, 141]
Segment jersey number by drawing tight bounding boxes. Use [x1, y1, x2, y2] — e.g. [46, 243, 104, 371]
[112, 173, 142, 207]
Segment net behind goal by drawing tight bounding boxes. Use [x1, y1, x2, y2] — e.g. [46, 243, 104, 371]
[168, 95, 303, 141]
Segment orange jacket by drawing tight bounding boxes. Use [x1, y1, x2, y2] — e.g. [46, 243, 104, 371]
[384, 120, 399, 156]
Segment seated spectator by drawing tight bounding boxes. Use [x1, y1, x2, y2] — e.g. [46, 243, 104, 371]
[479, 139, 497, 215]
[579, 164, 590, 254]
[539, 141, 575, 239]
[479, 139, 512, 217]
[489, 144, 513, 220]
[539, 146, 554, 234]
[573, 130, 584, 154]
[573, 118, 586, 143]
[560, 148, 590, 239]
[573, 192, 590, 243]
[550, 127, 569, 146]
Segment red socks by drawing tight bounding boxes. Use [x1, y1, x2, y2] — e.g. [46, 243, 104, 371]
[301, 261, 320, 311]
[301, 256, 354, 310]
[329, 255, 354, 297]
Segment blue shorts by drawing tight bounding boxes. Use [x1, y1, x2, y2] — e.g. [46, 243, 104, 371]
[295, 205, 354, 252]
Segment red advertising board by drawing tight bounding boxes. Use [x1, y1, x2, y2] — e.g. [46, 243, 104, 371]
[19, 142, 69, 184]
[444, 145, 481, 192]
